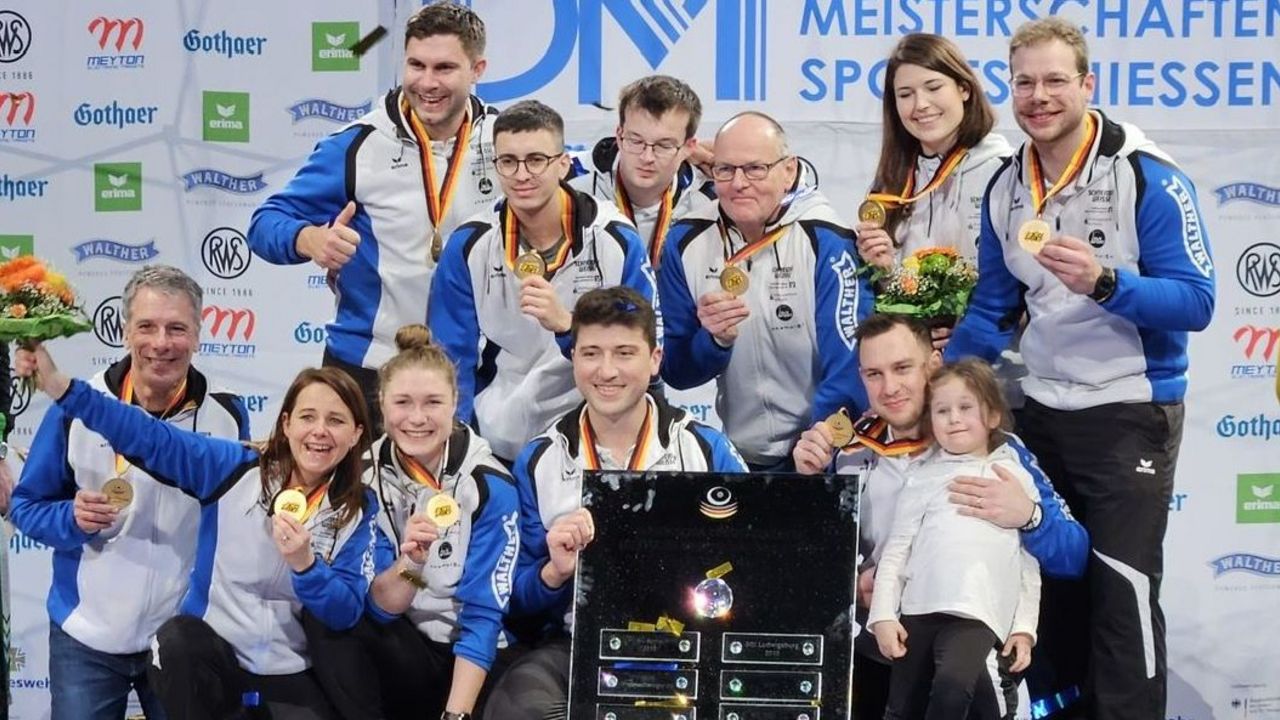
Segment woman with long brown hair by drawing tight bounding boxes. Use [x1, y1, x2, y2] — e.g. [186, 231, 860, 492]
[857, 34, 1012, 273]
[16, 342, 378, 720]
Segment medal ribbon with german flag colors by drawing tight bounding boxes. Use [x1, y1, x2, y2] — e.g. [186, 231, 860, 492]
[843, 417, 931, 457]
[1026, 110, 1098, 217]
[866, 144, 969, 210]
[722, 222, 791, 268]
[298, 481, 330, 524]
[396, 448, 443, 492]
[614, 182, 674, 268]
[401, 95, 473, 243]
[580, 402, 654, 471]
[503, 187, 575, 275]
[115, 370, 191, 477]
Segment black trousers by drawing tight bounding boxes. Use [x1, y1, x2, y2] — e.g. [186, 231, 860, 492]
[480, 637, 570, 720]
[854, 634, 1017, 719]
[148, 615, 336, 720]
[1016, 399, 1183, 720]
[304, 613, 512, 720]
[321, 349, 382, 434]
[884, 614, 1002, 720]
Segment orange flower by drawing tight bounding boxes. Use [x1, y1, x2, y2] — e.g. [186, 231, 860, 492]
[0, 263, 45, 291]
[0, 256, 41, 278]
[901, 275, 920, 294]
[913, 246, 959, 259]
[7, 303, 27, 318]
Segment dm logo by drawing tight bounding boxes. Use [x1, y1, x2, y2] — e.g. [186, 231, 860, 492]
[312, 22, 359, 72]
[0, 10, 32, 64]
[201, 227, 251, 279]
[476, 0, 764, 104]
[93, 162, 142, 212]
[87, 16, 145, 69]
[93, 295, 125, 348]
[202, 91, 250, 143]
[1237, 242, 1280, 298]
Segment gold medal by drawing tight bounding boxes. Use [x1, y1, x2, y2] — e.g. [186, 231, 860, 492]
[425, 493, 460, 529]
[273, 488, 308, 522]
[1017, 218, 1052, 255]
[858, 199, 887, 228]
[515, 251, 546, 280]
[430, 229, 443, 263]
[824, 412, 855, 448]
[719, 265, 749, 296]
[102, 477, 133, 509]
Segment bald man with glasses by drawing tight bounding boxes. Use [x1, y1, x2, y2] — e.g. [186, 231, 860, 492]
[429, 100, 657, 463]
[658, 111, 873, 471]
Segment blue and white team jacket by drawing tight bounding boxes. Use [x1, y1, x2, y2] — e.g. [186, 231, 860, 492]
[834, 420, 1088, 579]
[248, 89, 501, 371]
[568, 137, 715, 269]
[47, 380, 379, 676]
[508, 395, 747, 632]
[429, 184, 658, 460]
[10, 360, 248, 655]
[948, 111, 1215, 409]
[659, 188, 873, 464]
[364, 427, 519, 672]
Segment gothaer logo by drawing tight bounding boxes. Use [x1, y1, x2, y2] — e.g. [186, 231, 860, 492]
[93, 162, 142, 212]
[311, 22, 359, 72]
[202, 91, 249, 143]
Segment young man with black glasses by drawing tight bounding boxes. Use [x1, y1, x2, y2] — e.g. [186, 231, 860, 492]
[429, 100, 657, 463]
[569, 75, 714, 272]
[658, 111, 873, 471]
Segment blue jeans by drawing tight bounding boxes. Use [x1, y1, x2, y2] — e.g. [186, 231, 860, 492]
[48, 622, 167, 720]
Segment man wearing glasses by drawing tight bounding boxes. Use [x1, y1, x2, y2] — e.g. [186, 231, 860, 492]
[429, 100, 655, 463]
[569, 75, 714, 272]
[658, 111, 872, 471]
[947, 18, 1215, 720]
[248, 3, 499, 427]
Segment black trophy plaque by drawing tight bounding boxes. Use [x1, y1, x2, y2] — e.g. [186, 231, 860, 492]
[569, 472, 859, 720]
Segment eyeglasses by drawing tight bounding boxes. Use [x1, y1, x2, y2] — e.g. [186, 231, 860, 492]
[619, 134, 683, 160]
[710, 157, 790, 182]
[493, 152, 564, 178]
[1010, 73, 1085, 98]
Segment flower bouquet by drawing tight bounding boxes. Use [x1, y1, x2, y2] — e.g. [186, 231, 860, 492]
[0, 256, 92, 344]
[873, 246, 978, 327]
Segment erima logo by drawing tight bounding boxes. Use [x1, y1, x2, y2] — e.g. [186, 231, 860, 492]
[478, 0, 762, 103]
[182, 169, 267, 194]
[209, 104, 242, 128]
[1163, 176, 1212, 279]
[1134, 458, 1156, 475]
[288, 98, 371, 124]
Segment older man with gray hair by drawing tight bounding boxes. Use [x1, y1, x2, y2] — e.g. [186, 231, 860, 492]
[10, 265, 251, 720]
[658, 111, 873, 470]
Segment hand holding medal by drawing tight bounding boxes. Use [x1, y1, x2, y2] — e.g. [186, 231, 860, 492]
[695, 290, 750, 346]
[271, 511, 314, 572]
[401, 513, 442, 565]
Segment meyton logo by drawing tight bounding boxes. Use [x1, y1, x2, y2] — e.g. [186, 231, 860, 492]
[477, 0, 762, 103]
[0, 90, 35, 142]
[311, 22, 359, 72]
[1232, 324, 1278, 379]
[203, 91, 250, 143]
[87, 16, 144, 69]
[201, 305, 257, 357]
[0, 11, 33, 64]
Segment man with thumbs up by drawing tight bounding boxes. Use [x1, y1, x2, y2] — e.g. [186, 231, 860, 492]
[248, 3, 500, 427]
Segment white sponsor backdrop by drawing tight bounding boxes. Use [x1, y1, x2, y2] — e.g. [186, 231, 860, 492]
[2, 1, 1279, 717]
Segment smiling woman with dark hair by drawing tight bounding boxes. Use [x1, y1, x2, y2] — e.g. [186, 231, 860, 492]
[16, 342, 379, 720]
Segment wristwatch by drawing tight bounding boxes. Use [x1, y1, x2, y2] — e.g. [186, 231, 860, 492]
[441, 712, 472, 720]
[0, 441, 8, 461]
[1088, 266, 1117, 303]
[1020, 502, 1044, 532]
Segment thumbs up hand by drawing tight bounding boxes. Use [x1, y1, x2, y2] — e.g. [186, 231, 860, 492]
[296, 201, 361, 271]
